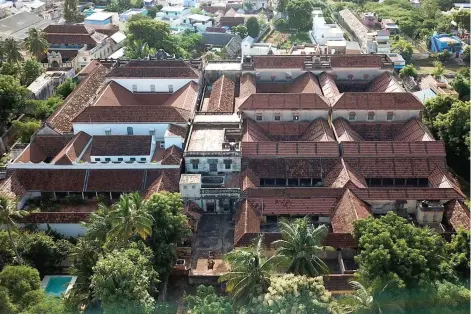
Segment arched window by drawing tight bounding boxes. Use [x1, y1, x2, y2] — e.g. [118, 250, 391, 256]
[368, 111, 375, 121]
[348, 112, 356, 121]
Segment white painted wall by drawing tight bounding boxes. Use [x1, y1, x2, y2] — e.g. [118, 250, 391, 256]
[185, 157, 241, 173]
[165, 134, 184, 149]
[92, 155, 151, 163]
[73, 123, 186, 137]
[110, 78, 197, 92]
[17, 223, 87, 237]
[331, 110, 421, 122]
[242, 110, 329, 122]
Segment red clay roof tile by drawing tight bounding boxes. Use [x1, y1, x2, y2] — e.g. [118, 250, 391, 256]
[444, 200, 470, 231]
[332, 92, 424, 110]
[331, 189, 371, 233]
[207, 75, 235, 113]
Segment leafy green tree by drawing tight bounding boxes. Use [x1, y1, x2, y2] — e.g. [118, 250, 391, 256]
[434, 100, 470, 159]
[399, 64, 418, 78]
[21, 59, 43, 86]
[0, 61, 20, 77]
[125, 40, 156, 59]
[106, 192, 154, 244]
[175, 31, 203, 58]
[184, 285, 232, 314]
[451, 73, 470, 100]
[421, 0, 440, 19]
[17, 231, 73, 277]
[243, 1, 254, 10]
[219, 236, 275, 307]
[63, 0, 83, 23]
[446, 229, 470, 281]
[437, 49, 451, 63]
[145, 192, 191, 278]
[273, 217, 331, 276]
[0, 265, 40, 304]
[432, 60, 444, 78]
[20, 289, 66, 314]
[0, 231, 15, 268]
[91, 244, 159, 314]
[0, 195, 26, 265]
[13, 119, 41, 143]
[287, 0, 313, 31]
[453, 10, 470, 30]
[462, 46, 470, 64]
[2, 38, 23, 64]
[391, 37, 413, 63]
[423, 94, 456, 126]
[233, 25, 248, 38]
[83, 202, 113, 245]
[26, 96, 63, 120]
[277, 0, 289, 12]
[0, 286, 17, 314]
[55, 78, 76, 99]
[25, 28, 49, 61]
[246, 16, 261, 38]
[0, 75, 28, 128]
[353, 212, 454, 288]
[127, 19, 177, 55]
[147, 6, 160, 18]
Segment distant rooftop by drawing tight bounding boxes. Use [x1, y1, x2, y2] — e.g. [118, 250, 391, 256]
[0, 11, 52, 40]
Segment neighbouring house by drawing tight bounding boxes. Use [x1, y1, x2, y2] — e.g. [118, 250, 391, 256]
[362, 12, 378, 27]
[381, 18, 399, 34]
[430, 33, 463, 55]
[339, 9, 369, 53]
[0, 11, 52, 41]
[119, 8, 148, 22]
[419, 75, 459, 97]
[27, 67, 75, 100]
[85, 11, 119, 27]
[367, 30, 391, 54]
[241, 36, 278, 57]
[310, 8, 344, 46]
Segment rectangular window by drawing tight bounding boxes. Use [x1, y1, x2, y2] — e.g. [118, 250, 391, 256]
[192, 162, 199, 170]
[127, 126, 133, 135]
[149, 129, 155, 136]
[418, 178, 429, 187]
[105, 158, 111, 163]
[150, 84, 156, 92]
[406, 178, 418, 187]
[140, 157, 147, 162]
[260, 178, 275, 186]
[130, 157, 136, 162]
[105, 128, 111, 135]
[382, 178, 394, 186]
[387, 111, 394, 121]
[256, 112, 263, 121]
[369, 178, 382, 186]
[367, 111, 375, 121]
[168, 84, 174, 93]
[117, 158, 123, 162]
[287, 178, 298, 186]
[132, 85, 137, 92]
[293, 112, 299, 121]
[224, 159, 232, 169]
[275, 178, 286, 186]
[95, 158, 101, 162]
[274, 112, 281, 121]
[348, 112, 356, 121]
[300, 178, 311, 186]
[266, 215, 277, 223]
[395, 178, 406, 186]
[160, 142, 165, 148]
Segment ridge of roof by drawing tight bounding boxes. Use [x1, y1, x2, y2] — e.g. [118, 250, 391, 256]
[332, 117, 365, 142]
[207, 75, 235, 113]
[51, 132, 92, 165]
[393, 118, 435, 142]
[238, 92, 330, 110]
[331, 92, 424, 110]
[331, 189, 371, 233]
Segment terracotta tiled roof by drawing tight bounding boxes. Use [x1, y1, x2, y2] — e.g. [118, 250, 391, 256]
[332, 93, 424, 110]
[324, 159, 367, 188]
[238, 93, 330, 110]
[15, 135, 72, 163]
[167, 124, 187, 138]
[344, 157, 446, 178]
[107, 60, 199, 78]
[319, 72, 340, 100]
[299, 118, 336, 141]
[286, 72, 323, 94]
[234, 199, 261, 245]
[240, 158, 342, 189]
[47, 61, 109, 133]
[332, 118, 365, 142]
[243, 118, 272, 142]
[15, 169, 86, 191]
[341, 141, 446, 158]
[366, 72, 404, 92]
[331, 189, 371, 233]
[239, 73, 256, 98]
[444, 200, 470, 231]
[73, 106, 192, 123]
[88, 136, 152, 156]
[323, 233, 357, 248]
[352, 187, 463, 200]
[242, 141, 339, 157]
[95, 26, 120, 36]
[249, 197, 339, 215]
[45, 33, 105, 45]
[252, 56, 306, 69]
[393, 118, 435, 141]
[201, 6, 226, 14]
[207, 75, 235, 113]
[428, 167, 465, 197]
[244, 187, 345, 198]
[219, 16, 245, 27]
[0, 172, 27, 199]
[44, 24, 95, 34]
[160, 145, 182, 165]
[144, 170, 181, 198]
[225, 7, 237, 17]
[86, 169, 146, 192]
[330, 55, 382, 68]
[51, 132, 92, 165]
[21, 212, 90, 224]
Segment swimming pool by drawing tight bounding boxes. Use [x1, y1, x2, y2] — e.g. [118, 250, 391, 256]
[41, 275, 77, 297]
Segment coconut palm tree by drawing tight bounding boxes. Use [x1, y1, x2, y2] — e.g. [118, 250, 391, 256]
[25, 28, 49, 60]
[83, 202, 113, 244]
[272, 216, 332, 276]
[2, 37, 23, 64]
[343, 280, 404, 314]
[106, 193, 154, 244]
[0, 195, 27, 264]
[218, 235, 275, 307]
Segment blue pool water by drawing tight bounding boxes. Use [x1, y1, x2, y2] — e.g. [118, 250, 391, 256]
[45, 276, 73, 296]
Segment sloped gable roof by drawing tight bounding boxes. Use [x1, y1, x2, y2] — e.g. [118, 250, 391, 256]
[332, 92, 424, 110]
[238, 93, 330, 110]
[444, 200, 470, 231]
[51, 132, 91, 165]
[332, 118, 364, 142]
[207, 75, 235, 113]
[299, 118, 336, 142]
[366, 72, 404, 93]
[331, 189, 371, 233]
[394, 118, 435, 142]
[324, 159, 367, 188]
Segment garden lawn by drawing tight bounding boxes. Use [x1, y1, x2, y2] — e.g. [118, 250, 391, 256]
[412, 58, 462, 75]
[263, 30, 311, 49]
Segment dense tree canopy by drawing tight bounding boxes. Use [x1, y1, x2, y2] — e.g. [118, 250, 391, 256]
[91, 244, 159, 314]
[25, 28, 49, 61]
[399, 64, 418, 78]
[127, 19, 177, 56]
[233, 25, 248, 39]
[353, 212, 453, 288]
[446, 229, 470, 281]
[184, 285, 232, 314]
[55, 78, 76, 99]
[0, 75, 28, 127]
[0, 265, 40, 304]
[287, 0, 313, 31]
[246, 17, 261, 38]
[21, 59, 43, 86]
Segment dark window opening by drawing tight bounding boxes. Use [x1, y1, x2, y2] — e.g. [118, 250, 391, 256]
[312, 178, 323, 186]
[260, 178, 276, 186]
[105, 158, 111, 163]
[275, 178, 286, 186]
[369, 178, 382, 186]
[300, 178, 311, 186]
[192, 163, 199, 169]
[395, 178, 406, 186]
[311, 216, 319, 223]
[266, 216, 277, 223]
[287, 178, 299, 186]
[382, 178, 394, 186]
[406, 178, 418, 187]
[418, 178, 429, 187]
